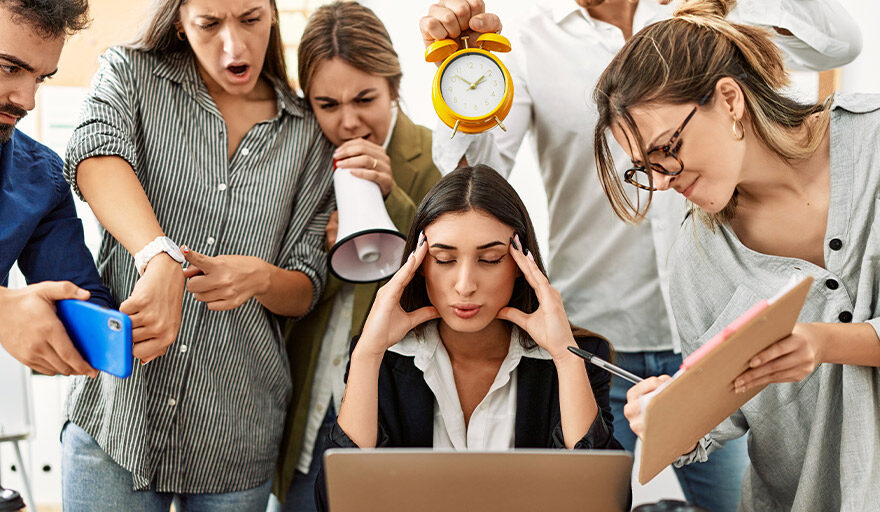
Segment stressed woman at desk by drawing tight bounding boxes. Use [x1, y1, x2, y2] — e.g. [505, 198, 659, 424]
[316, 165, 622, 508]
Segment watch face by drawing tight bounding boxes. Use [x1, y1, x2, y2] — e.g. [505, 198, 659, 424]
[440, 52, 506, 118]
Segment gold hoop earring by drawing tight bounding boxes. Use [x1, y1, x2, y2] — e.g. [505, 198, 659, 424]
[732, 119, 744, 141]
[176, 30, 186, 41]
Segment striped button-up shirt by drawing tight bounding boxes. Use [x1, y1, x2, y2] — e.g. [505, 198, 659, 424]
[62, 46, 334, 493]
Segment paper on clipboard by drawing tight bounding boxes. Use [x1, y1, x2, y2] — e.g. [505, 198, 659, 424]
[638, 276, 813, 485]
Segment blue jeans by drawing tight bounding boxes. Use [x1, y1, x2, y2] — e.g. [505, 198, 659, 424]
[610, 350, 748, 512]
[272, 402, 336, 512]
[62, 421, 272, 512]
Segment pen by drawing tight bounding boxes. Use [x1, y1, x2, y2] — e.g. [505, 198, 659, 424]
[567, 346, 644, 385]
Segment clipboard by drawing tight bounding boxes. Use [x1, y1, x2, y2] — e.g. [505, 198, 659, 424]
[638, 276, 813, 484]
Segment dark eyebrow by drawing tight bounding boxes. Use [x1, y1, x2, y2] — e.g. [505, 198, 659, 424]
[429, 241, 506, 251]
[313, 96, 338, 104]
[477, 241, 505, 250]
[354, 88, 377, 100]
[197, 7, 263, 21]
[0, 53, 34, 73]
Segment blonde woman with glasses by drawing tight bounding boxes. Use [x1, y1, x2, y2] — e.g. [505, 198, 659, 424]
[593, 1, 880, 510]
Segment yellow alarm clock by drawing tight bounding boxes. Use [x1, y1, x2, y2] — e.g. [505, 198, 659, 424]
[425, 33, 513, 137]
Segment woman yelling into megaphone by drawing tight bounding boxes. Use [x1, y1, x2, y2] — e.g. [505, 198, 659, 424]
[271, 3, 441, 510]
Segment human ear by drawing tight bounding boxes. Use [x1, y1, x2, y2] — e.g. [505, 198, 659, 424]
[714, 77, 746, 122]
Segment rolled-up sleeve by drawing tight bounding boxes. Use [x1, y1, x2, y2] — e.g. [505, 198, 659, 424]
[279, 129, 335, 314]
[63, 47, 140, 201]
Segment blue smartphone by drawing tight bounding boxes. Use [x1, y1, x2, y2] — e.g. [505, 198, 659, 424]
[56, 299, 133, 378]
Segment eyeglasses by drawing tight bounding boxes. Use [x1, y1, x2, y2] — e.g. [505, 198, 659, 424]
[624, 90, 713, 191]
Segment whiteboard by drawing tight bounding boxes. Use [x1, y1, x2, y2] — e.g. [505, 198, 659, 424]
[0, 348, 33, 439]
[1, 264, 34, 439]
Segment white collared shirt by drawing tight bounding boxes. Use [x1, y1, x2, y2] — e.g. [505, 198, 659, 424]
[297, 107, 400, 473]
[432, 0, 861, 353]
[389, 321, 552, 450]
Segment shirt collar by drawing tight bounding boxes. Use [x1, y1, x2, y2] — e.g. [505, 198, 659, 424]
[389, 321, 552, 367]
[381, 104, 399, 151]
[550, 0, 590, 25]
[151, 50, 303, 118]
[549, 0, 671, 30]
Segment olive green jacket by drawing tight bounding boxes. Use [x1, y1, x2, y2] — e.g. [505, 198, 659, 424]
[273, 112, 441, 501]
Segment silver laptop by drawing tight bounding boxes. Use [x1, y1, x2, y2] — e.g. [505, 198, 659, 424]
[324, 449, 632, 512]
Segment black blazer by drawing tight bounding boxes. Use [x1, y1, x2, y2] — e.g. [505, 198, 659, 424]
[315, 333, 625, 510]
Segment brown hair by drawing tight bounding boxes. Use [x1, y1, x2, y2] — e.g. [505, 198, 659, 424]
[297, 1, 402, 102]
[128, 0, 290, 93]
[593, 0, 829, 227]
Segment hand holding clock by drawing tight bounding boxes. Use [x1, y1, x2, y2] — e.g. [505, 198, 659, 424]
[420, 0, 502, 47]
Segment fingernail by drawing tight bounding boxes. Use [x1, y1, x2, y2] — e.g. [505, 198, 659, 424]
[735, 379, 743, 388]
[509, 236, 519, 251]
[527, 251, 535, 263]
[408, 251, 415, 261]
[751, 358, 760, 367]
[418, 231, 426, 247]
[181, 245, 189, 253]
[514, 234, 523, 252]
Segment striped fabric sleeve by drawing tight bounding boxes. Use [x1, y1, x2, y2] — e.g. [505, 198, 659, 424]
[280, 128, 335, 314]
[63, 47, 140, 201]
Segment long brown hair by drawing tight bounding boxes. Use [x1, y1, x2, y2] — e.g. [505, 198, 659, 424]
[128, 0, 290, 93]
[593, 0, 829, 227]
[297, 1, 402, 102]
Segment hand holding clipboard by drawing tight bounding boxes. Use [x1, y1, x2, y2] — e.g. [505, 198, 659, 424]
[623, 276, 813, 484]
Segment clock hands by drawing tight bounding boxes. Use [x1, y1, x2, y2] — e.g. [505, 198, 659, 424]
[454, 74, 474, 87]
[455, 72, 490, 90]
[469, 73, 488, 90]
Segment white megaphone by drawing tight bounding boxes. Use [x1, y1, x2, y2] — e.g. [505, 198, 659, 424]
[329, 168, 407, 283]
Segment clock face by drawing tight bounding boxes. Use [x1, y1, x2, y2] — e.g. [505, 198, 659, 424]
[439, 52, 506, 118]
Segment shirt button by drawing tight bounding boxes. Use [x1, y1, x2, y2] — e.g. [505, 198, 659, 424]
[207, 236, 216, 245]
[241, 147, 250, 156]
[839, 311, 853, 323]
[168, 398, 177, 407]
[180, 345, 188, 353]
[218, 183, 227, 192]
[829, 238, 843, 251]
[825, 279, 839, 290]
[332, 357, 341, 367]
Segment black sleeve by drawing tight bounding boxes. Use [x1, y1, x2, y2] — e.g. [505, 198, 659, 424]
[550, 335, 623, 451]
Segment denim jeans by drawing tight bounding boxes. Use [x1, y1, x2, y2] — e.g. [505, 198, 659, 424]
[62, 421, 272, 512]
[610, 350, 748, 512]
[269, 401, 336, 512]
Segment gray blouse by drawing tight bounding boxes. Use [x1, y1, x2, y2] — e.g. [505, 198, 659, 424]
[668, 93, 880, 512]
[63, 47, 334, 493]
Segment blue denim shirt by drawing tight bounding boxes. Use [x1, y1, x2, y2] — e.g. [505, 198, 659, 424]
[0, 128, 113, 308]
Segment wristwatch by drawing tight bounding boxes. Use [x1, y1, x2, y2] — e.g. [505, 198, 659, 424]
[134, 236, 185, 276]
